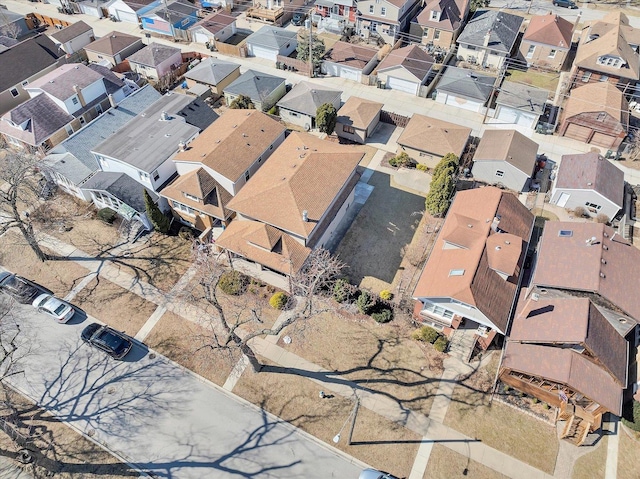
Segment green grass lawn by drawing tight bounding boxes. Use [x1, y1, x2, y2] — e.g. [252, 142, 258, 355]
[505, 69, 559, 93]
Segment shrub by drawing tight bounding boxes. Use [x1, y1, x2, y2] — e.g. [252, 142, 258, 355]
[622, 400, 640, 432]
[268, 105, 279, 116]
[532, 397, 539, 404]
[412, 325, 440, 344]
[269, 292, 288, 310]
[596, 213, 610, 224]
[504, 385, 510, 393]
[379, 290, 393, 301]
[218, 271, 248, 295]
[372, 308, 393, 323]
[543, 403, 550, 410]
[178, 226, 193, 240]
[144, 189, 170, 233]
[97, 208, 117, 224]
[416, 163, 428, 172]
[573, 206, 588, 218]
[389, 151, 414, 168]
[433, 336, 448, 353]
[333, 278, 356, 303]
[356, 290, 375, 315]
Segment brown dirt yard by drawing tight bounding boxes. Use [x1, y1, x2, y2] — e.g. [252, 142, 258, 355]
[618, 425, 640, 479]
[571, 436, 607, 479]
[234, 358, 421, 479]
[280, 299, 442, 417]
[424, 444, 509, 479]
[334, 170, 426, 286]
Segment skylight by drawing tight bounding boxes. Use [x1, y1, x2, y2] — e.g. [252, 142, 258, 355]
[558, 230, 573, 237]
[449, 269, 465, 276]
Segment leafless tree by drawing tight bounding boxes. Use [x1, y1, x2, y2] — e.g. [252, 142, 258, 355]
[0, 150, 53, 262]
[0, 21, 22, 40]
[189, 246, 345, 372]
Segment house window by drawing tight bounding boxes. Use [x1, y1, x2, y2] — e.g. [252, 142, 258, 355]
[369, 5, 374, 13]
[10, 88, 19, 98]
[183, 192, 200, 202]
[423, 27, 429, 37]
[72, 96, 79, 105]
[139, 171, 150, 182]
[581, 71, 592, 82]
[548, 49, 557, 59]
[290, 111, 299, 117]
[65, 124, 74, 135]
[95, 104, 103, 114]
[172, 200, 196, 216]
[599, 75, 609, 82]
[433, 30, 440, 40]
[421, 301, 455, 320]
[526, 45, 535, 58]
[596, 112, 606, 121]
[97, 55, 103, 59]
[152, 170, 160, 181]
[430, 10, 438, 20]
[585, 202, 601, 210]
[343, 125, 355, 134]
[245, 170, 250, 181]
[21, 80, 28, 87]
[495, 170, 504, 177]
[79, 117, 86, 125]
[381, 7, 386, 15]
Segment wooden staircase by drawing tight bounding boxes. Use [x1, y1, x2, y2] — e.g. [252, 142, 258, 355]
[560, 415, 591, 446]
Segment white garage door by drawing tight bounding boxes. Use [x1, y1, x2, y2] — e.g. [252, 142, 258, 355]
[386, 76, 418, 95]
[194, 31, 211, 44]
[445, 93, 483, 113]
[339, 66, 361, 82]
[114, 8, 137, 23]
[496, 107, 537, 129]
[248, 44, 277, 62]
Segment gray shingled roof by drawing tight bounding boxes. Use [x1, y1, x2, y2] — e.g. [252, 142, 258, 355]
[87, 63, 126, 95]
[496, 81, 548, 115]
[184, 57, 240, 86]
[0, 34, 63, 93]
[50, 21, 92, 44]
[128, 42, 181, 68]
[49, 85, 161, 184]
[436, 67, 494, 101]
[82, 171, 159, 213]
[92, 93, 201, 173]
[224, 70, 286, 104]
[0, 94, 73, 146]
[28, 63, 105, 101]
[457, 9, 524, 53]
[174, 97, 219, 131]
[277, 81, 341, 117]
[246, 25, 297, 50]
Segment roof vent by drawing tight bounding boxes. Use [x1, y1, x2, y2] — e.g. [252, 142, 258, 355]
[587, 182, 592, 186]
[505, 240, 510, 245]
[242, 133, 248, 137]
[302, 210, 308, 222]
[604, 232, 609, 238]
[467, 224, 473, 228]
[603, 244, 609, 250]
[531, 292, 540, 301]
[215, 139, 221, 143]
[178, 140, 186, 152]
[233, 124, 237, 128]
[495, 246, 501, 251]
[600, 272, 606, 278]
[585, 236, 598, 245]
[160, 111, 170, 121]
[619, 318, 628, 324]
[601, 258, 607, 264]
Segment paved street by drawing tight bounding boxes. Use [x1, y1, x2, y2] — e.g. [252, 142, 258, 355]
[5, 302, 364, 479]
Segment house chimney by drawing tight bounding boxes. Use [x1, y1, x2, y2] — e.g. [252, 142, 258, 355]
[178, 140, 186, 152]
[491, 216, 500, 232]
[108, 94, 116, 108]
[302, 210, 308, 222]
[483, 30, 491, 48]
[161, 111, 170, 121]
[73, 84, 86, 107]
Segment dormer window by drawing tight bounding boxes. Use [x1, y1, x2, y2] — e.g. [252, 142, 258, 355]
[597, 55, 622, 68]
[183, 192, 200, 202]
[430, 10, 440, 21]
[71, 96, 79, 105]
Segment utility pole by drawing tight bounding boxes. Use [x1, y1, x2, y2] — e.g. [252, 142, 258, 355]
[482, 64, 506, 124]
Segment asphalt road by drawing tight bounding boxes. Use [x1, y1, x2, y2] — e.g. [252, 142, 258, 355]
[4, 302, 363, 479]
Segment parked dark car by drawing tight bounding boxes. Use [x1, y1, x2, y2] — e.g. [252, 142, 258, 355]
[0, 272, 42, 304]
[358, 469, 400, 479]
[81, 323, 133, 360]
[292, 8, 309, 26]
[553, 0, 577, 8]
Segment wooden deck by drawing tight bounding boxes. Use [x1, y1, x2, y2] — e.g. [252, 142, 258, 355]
[246, 6, 284, 22]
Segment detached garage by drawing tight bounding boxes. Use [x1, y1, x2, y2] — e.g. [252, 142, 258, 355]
[245, 26, 297, 62]
[321, 41, 379, 83]
[434, 67, 494, 114]
[494, 81, 548, 130]
[559, 82, 628, 150]
[376, 45, 434, 96]
[108, 0, 153, 23]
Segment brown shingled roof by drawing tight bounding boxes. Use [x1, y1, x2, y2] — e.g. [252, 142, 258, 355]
[397, 113, 471, 158]
[523, 13, 573, 49]
[173, 109, 285, 183]
[85, 31, 141, 56]
[532, 221, 640, 321]
[377, 45, 435, 82]
[226, 132, 364, 240]
[160, 168, 231, 220]
[336, 96, 383, 130]
[413, 187, 533, 333]
[502, 342, 624, 415]
[323, 41, 378, 70]
[563, 82, 628, 122]
[473, 129, 538, 176]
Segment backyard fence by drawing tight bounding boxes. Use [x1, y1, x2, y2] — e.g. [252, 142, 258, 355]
[379, 110, 410, 128]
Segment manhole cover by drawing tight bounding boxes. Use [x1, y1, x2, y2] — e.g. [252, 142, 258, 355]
[149, 353, 156, 360]
[283, 335, 292, 344]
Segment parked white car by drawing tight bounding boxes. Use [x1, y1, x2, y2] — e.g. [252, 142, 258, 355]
[32, 294, 75, 323]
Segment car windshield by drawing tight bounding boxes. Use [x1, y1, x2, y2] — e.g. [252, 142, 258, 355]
[53, 304, 67, 315]
[97, 331, 127, 351]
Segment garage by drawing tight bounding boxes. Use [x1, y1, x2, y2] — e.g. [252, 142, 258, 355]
[590, 131, 616, 149]
[247, 44, 278, 62]
[386, 76, 418, 95]
[114, 8, 138, 23]
[564, 123, 592, 143]
[495, 106, 537, 129]
[438, 92, 484, 113]
[193, 31, 212, 44]
[339, 66, 360, 82]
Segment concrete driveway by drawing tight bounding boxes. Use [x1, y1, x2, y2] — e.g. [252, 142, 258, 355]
[6, 303, 364, 479]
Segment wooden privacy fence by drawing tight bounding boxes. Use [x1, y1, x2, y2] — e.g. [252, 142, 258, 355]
[379, 110, 410, 128]
[276, 55, 312, 76]
[214, 41, 247, 57]
[27, 13, 72, 29]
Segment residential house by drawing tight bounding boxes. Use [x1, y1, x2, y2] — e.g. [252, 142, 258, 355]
[71, 0, 117, 19]
[84, 31, 144, 67]
[162, 109, 286, 236]
[0, 10, 29, 39]
[321, 41, 379, 82]
[559, 81, 628, 149]
[434, 67, 494, 113]
[519, 13, 573, 71]
[107, 0, 156, 23]
[223, 70, 286, 111]
[335, 96, 383, 144]
[0, 63, 130, 152]
[356, 0, 422, 44]
[413, 186, 534, 340]
[314, 0, 356, 33]
[471, 129, 539, 192]
[493, 81, 548, 130]
[277, 81, 342, 130]
[138, 0, 200, 39]
[549, 151, 624, 220]
[184, 58, 241, 96]
[376, 44, 435, 95]
[456, 10, 524, 69]
[44, 84, 162, 200]
[49, 21, 95, 55]
[410, 0, 469, 50]
[87, 92, 217, 215]
[245, 0, 306, 25]
[216, 132, 365, 290]
[0, 34, 63, 116]
[127, 42, 182, 80]
[245, 26, 297, 62]
[571, 11, 640, 92]
[188, 12, 237, 45]
[396, 113, 471, 167]
[500, 220, 640, 443]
